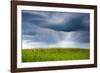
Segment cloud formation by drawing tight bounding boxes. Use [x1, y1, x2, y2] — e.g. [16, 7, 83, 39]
[22, 10, 90, 48]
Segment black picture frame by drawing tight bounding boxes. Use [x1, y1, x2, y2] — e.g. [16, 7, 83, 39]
[11, 1, 97, 73]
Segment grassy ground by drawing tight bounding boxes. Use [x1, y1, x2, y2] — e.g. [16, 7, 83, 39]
[22, 48, 90, 62]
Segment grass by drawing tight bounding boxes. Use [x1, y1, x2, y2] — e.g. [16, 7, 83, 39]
[22, 48, 90, 62]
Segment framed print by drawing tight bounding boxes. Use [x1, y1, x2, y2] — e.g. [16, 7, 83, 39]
[11, 1, 97, 73]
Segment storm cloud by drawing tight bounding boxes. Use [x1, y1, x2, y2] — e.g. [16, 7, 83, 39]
[22, 10, 90, 48]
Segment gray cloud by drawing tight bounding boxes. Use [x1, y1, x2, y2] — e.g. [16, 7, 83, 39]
[22, 10, 90, 48]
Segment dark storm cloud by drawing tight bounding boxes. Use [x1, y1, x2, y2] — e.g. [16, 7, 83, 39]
[24, 11, 90, 32]
[22, 10, 90, 46]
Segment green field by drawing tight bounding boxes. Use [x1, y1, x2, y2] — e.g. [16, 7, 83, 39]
[22, 48, 90, 62]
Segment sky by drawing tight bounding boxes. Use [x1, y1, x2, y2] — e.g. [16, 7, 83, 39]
[22, 10, 90, 49]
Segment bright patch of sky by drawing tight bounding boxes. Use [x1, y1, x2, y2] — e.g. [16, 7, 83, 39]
[22, 10, 90, 49]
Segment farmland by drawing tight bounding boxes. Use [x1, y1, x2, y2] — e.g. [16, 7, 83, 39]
[22, 48, 90, 62]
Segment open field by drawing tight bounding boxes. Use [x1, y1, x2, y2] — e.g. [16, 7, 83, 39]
[22, 48, 90, 62]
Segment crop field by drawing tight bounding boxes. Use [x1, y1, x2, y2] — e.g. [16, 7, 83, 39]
[22, 48, 90, 62]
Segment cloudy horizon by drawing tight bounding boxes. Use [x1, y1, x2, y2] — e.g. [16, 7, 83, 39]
[22, 10, 90, 49]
